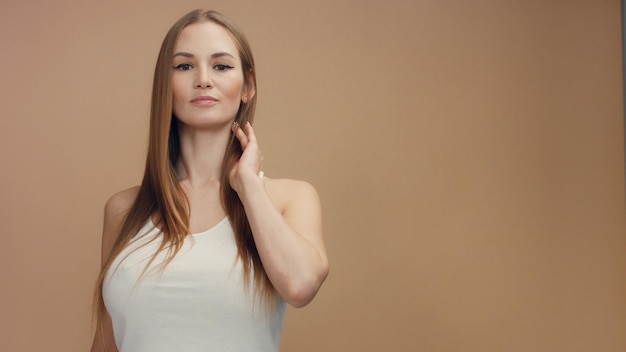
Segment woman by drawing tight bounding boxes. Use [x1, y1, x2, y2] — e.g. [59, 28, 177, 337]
[91, 9, 329, 352]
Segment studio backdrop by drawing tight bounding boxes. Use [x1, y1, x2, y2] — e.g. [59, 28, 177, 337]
[1, 1, 624, 351]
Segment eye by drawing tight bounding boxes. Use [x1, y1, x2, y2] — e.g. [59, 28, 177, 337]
[214, 64, 234, 71]
[173, 63, 193, 71]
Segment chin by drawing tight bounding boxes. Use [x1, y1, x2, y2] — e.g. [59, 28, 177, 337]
[177, 116, 233, 129]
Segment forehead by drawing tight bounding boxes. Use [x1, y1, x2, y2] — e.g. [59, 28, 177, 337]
[174, 21, 239, 58]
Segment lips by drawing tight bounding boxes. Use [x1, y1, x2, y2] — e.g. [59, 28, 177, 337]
[191, 95, 217, 103]
[191, 95, 218, 104]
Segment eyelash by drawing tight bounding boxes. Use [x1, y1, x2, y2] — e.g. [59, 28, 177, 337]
[172, 63, 234, 71]
[214, 64, 234, 71]
[173, 63, 193, 71]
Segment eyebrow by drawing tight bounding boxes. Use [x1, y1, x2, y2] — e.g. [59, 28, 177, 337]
[172, 51, 236, 59]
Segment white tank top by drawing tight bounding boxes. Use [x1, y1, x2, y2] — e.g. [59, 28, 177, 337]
[103, 217, 286, 352]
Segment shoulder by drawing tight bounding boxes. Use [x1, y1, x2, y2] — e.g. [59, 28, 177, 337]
[265, 178, 320, 214]
[104, 186, 140, 219]
[103, 186, 141, 232]
[100, 186, 141, 264]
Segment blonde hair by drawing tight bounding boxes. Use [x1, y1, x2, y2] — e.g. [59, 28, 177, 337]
[92, 9, 272, 349]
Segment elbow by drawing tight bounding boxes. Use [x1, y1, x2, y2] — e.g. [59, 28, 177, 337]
[283, 262, 329, 308]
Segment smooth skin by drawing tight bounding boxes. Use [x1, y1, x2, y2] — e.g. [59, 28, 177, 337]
[91, 21, 329, 352]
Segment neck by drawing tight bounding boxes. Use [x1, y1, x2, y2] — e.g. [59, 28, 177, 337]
[175, 122, 231, 188]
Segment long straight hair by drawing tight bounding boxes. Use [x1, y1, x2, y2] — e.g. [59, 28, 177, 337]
[92, 9, 273, 348]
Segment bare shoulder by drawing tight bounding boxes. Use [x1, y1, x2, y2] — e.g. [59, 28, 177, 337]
[104, 186, 140, 219]
[265, 178, 320, 214]
[100, 186, 140, 265]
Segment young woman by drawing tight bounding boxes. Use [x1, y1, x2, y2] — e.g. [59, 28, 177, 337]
[91, 9, 329, 352]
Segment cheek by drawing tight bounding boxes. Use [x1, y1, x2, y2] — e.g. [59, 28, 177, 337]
[171, 78, 185, 112]
[171, 77, 182, 100]
[223, 73, 245, 99]
[221, 82, 244, 118]
[224, 85, 242, 101]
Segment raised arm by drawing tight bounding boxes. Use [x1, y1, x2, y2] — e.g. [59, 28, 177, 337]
[230, 122, 329, 307]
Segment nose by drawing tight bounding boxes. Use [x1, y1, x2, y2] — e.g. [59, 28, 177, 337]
[194, 67, 213, 88]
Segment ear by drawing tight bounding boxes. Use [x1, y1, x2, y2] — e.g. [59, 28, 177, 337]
[242, 69, 256, 103]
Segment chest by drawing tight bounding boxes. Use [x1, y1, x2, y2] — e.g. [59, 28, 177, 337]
[184, 184, 226, 234]
[103, 219, 253, 318]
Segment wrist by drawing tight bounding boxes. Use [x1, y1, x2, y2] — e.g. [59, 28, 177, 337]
[235, 170, 266, 194]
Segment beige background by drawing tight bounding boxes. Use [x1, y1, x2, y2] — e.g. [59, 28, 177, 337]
[1, 0, 624, 351]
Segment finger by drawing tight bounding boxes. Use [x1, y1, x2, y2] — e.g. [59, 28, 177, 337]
[243, 122, 258, 145]
[232, 122, 249, 148]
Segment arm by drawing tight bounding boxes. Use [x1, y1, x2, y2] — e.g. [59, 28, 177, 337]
[230, 123, 329, 307]
[90, 188, 138, 352]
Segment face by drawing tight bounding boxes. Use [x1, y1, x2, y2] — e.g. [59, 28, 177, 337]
[171, 21, 253, 128]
